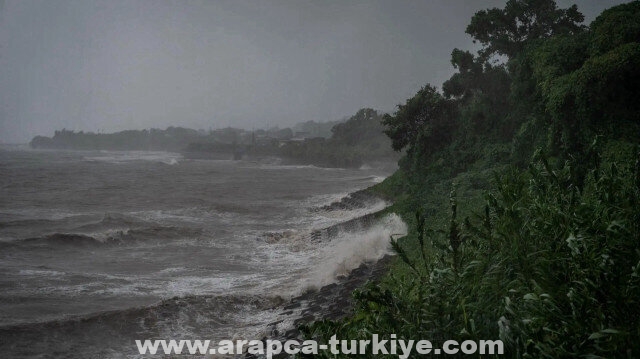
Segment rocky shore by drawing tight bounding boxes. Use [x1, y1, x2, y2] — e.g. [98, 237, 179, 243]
[245, 255, 394, 358]
[241, 192, 400, 358]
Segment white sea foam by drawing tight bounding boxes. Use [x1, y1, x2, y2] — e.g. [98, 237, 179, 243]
[127, 207, 238, 224]
[303, 213, 406, 290]
[156, 266, 189, 275]
[18, 269, 66, 277]
[255, 163, 344, 171]
[0, 209, 93, 221]
[302, 192, 351, 208]
[251, 213, 407, 296]
[83, 151, 182, 165]
[156, 275, 258, 297]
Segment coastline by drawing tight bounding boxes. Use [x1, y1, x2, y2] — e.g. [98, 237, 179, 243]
[262, 254, 394, 342]
[244, 192, 402, 356]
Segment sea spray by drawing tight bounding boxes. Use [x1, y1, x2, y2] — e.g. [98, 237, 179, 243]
[304, 213, 407, 290]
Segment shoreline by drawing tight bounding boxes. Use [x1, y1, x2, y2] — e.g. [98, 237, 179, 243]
[244, 193, 402, 356]
[262, 254, 394, 342]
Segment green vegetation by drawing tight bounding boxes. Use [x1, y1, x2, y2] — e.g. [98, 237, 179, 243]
[301, 1, 640, 357]
[279, 108, 399, 168]
[293, 119, 344, 139]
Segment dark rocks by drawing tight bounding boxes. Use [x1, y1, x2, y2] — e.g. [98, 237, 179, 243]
[264, 255, 394, 342]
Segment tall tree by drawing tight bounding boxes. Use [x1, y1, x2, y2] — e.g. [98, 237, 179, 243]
[382, 85, 456, 155]
[466, 0, 585, 59]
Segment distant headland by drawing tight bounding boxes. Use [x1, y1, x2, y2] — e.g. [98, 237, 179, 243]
[29, 108, 400, 168]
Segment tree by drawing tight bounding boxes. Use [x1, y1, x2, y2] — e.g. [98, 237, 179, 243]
[330, 108, 384, 147]
[442, 48, 513, 141]
[466, 0, 585, 59]
[529, 1, 640, 154]
[382, 85, 456, 155]
[442, 49, 484, 99]
[589, 1, 640, 56]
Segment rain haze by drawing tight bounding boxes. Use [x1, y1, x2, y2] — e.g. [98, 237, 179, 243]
[0, 0, 628, 143]
[1, 1, 638, 357]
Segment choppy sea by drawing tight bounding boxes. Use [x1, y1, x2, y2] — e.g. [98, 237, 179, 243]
[0, 146, 405, 358]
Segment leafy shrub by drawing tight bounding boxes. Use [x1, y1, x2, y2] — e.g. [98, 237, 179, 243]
[302, 148, 640, 358]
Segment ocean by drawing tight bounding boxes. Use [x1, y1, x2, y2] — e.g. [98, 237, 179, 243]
[0, 146, 405, 358]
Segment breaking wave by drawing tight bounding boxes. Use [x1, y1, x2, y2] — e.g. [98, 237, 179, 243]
[0, 294, 286, 358]
[83, 151, 182, 165]
[0, 225, 204, 250]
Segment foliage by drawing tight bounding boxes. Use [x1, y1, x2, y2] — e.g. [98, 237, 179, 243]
[292, 119, 343, 138]
[589, 1, 640, 56]
[518, 1, 640, 183]
[330, 109, 387, 147]
[466, 0, 585, 59]
[382, 85, 456, 155]
[302, 1, 640, 358]
[304, 148, 640, 358]
[278, 108, 399, 168]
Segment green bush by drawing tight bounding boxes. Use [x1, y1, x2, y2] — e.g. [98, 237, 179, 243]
[302, 148, 640, 358]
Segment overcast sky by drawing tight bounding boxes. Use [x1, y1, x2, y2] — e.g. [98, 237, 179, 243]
[0, 0, 629, 143]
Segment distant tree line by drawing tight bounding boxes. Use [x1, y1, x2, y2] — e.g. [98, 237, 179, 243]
[29, 110, 399, 168]
[30, 127, 203, 151]
[277, 108, 399, 168]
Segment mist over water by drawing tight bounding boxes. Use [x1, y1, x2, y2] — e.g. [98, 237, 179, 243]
[0, 147, 403, 358]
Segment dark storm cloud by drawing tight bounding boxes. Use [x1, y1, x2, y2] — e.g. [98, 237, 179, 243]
[0, 0, 630, 143]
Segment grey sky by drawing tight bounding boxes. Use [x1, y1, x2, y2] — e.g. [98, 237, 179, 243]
[0, 0, 629, 143]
